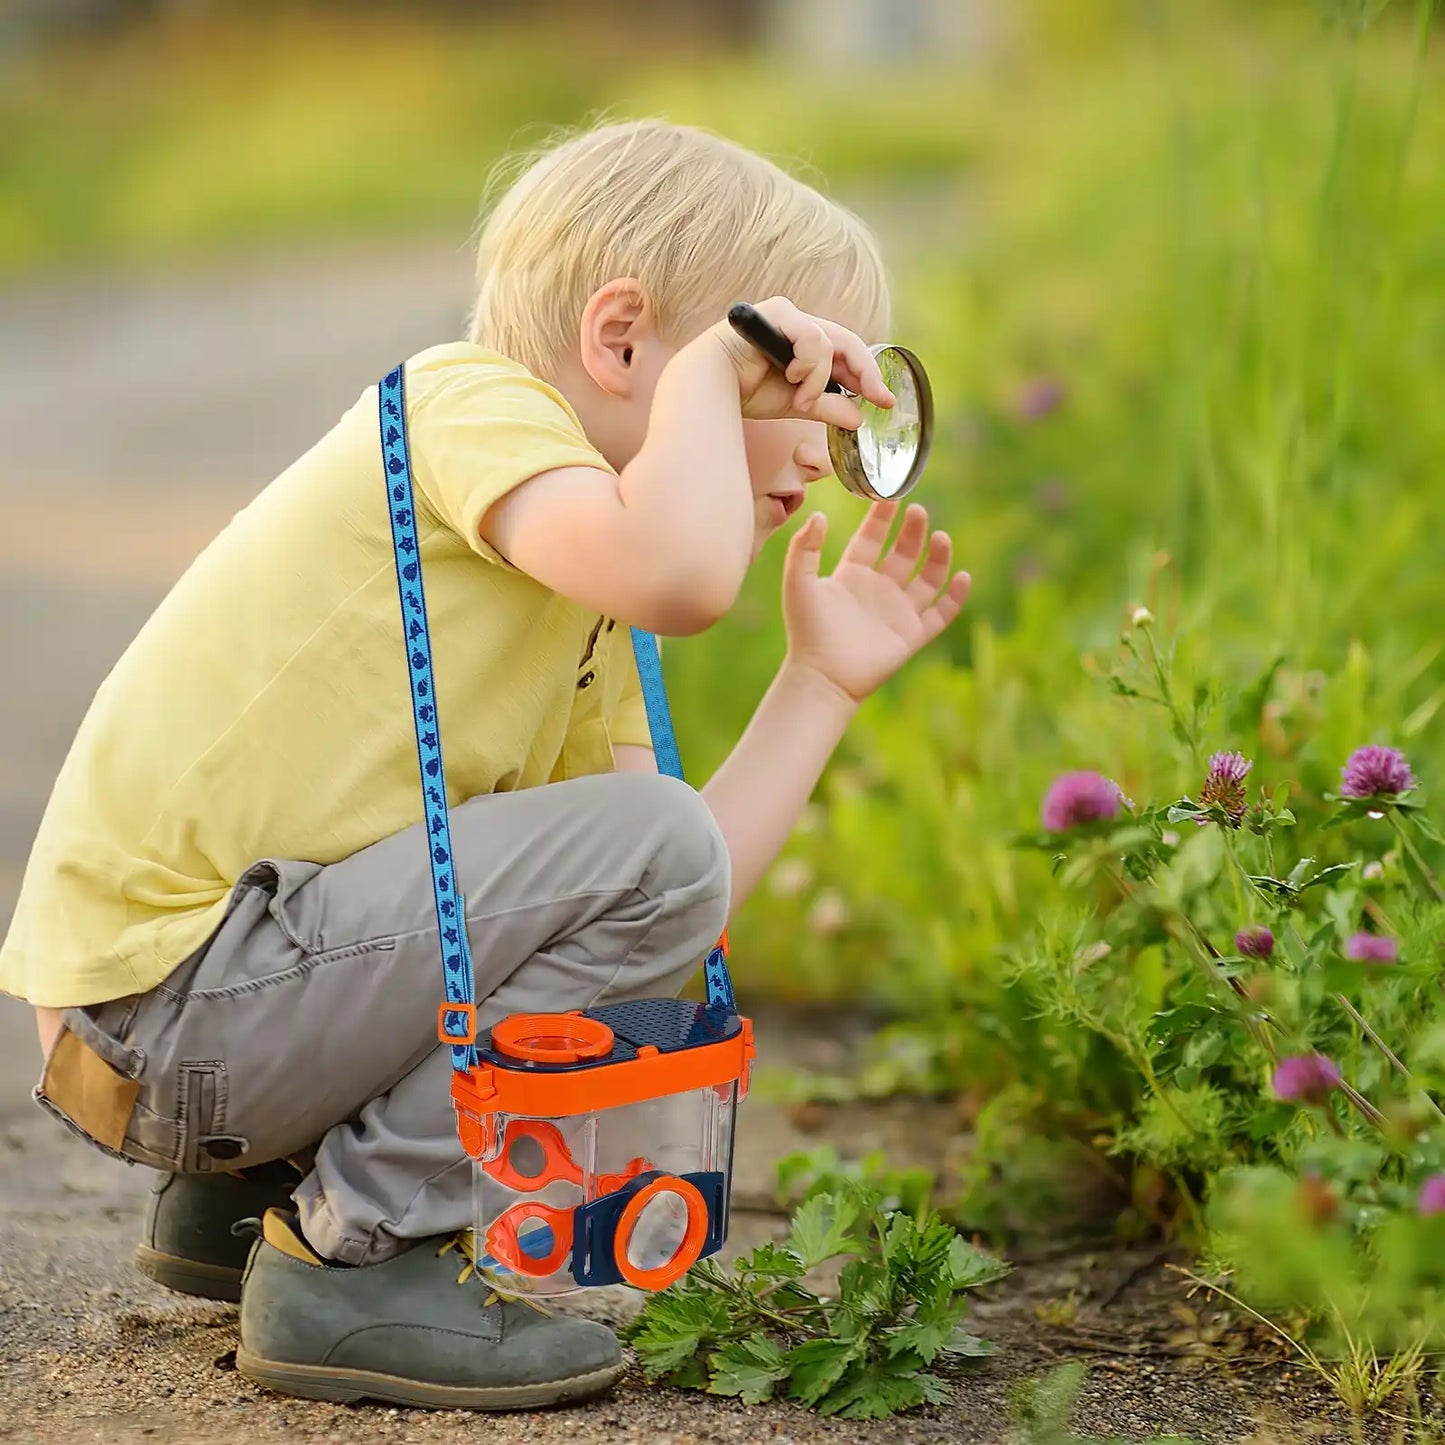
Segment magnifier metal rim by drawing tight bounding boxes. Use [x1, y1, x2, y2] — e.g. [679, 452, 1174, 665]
[827, 343, 934, 503]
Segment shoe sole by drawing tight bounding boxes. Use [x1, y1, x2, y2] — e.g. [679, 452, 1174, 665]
[234, 1350, 628, 1411]
[134, 1245, 244, 1304]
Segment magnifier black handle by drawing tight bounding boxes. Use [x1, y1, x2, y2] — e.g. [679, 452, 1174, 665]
[726, 303, 844, 395]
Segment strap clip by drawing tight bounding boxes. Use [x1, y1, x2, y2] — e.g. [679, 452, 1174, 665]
[438, 1002, 477, 1045]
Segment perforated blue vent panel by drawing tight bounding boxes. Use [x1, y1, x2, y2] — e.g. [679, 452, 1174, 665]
[476, 998, 742, 1075]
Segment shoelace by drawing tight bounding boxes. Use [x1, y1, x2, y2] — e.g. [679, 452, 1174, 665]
[436, 1232, 551, 1314]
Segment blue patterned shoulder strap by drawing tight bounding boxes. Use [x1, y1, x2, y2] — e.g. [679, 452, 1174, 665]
[377, 364, 735, 1073]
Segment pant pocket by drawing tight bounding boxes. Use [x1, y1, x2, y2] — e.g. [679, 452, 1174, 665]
[34, 1027, 141, 1163]
[177, 1060, 248, 1172]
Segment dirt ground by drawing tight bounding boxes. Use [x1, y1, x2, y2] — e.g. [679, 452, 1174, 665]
[0, 244, 1399, 1443]
[0, 1029, 1365, 1445]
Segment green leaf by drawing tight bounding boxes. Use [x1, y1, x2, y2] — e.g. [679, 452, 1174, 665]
[739, 1241, 806, 1281]
[946, 1235, 1011, 1290]
[839, 1255, 894, 1318]
[1323, 798, 1378, 829]
[627, 1288, 732, 1379]
[1247, 873, 1297, 899]
[819, 1357, 947, 1420]
[786, 1337, 862, 1406]
[767, 1280, 822, 1315]
[884, 1298, 973, 1364]
[1182, 1029, 1228, 1070]
[775, 1147, 834, 1201]
[787, 1189, 863, 1269]
[663, 1355, 711, 1390]
[1155, 825, 1225, 906]
[1298, 861, 1358, 892]
[1011, 1362, 1087, 1433]
[914, 1371, 950, 1406]
[940, 1327, 996, 1358]
[706, 1334, 789, 1405]
[1303, 919, 1336, 958]
[1234, 656, 1284, 732]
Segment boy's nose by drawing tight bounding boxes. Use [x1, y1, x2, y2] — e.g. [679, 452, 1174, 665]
[795, 434, 831, 485]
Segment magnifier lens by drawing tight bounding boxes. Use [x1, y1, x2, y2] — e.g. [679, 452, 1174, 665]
[858, 348, 923, 500]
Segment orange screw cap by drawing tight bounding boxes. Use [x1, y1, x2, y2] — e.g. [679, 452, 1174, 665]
[490, 1013, 614, 1064]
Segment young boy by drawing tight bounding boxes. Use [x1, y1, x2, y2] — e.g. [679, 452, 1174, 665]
[4, 120, 970, 1410]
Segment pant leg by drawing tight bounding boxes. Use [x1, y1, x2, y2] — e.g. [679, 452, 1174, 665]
[105, 771, 729, 1263]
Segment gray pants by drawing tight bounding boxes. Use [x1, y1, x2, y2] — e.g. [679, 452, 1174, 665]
[48, 773, 730, 1265]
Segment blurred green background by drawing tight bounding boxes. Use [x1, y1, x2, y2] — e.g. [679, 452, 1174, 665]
[0, 0, 1441, 1079]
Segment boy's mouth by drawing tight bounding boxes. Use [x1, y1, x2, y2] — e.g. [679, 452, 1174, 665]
[767, 491, 804, 522]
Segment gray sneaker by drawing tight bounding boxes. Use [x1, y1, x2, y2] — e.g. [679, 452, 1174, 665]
[235, 1209, 626, 1410]
[136, 1167, 299, 1303]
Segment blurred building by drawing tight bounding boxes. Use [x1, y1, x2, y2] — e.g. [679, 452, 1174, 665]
[2, 0, 993, 59]
[766, 0, 995, 64]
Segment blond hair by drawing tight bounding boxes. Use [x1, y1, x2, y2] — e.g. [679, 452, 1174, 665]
[467, 119, 891, 378]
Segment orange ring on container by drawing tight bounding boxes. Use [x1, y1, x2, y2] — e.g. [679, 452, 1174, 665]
[480, 1119, 583, 1192]
[491, 1012, 614, 1064]
[612, 1176, 709, 1291]
[596, 1156, 653, 1196]
[486, 1201, 574, 1277]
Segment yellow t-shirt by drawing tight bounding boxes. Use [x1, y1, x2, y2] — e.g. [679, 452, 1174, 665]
[0, 343, 654, 1009]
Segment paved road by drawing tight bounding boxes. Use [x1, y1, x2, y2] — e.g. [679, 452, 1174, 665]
[0, 238, 475, 1102]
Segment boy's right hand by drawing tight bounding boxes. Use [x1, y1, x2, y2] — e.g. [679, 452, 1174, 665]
[709, 297, 894, 432]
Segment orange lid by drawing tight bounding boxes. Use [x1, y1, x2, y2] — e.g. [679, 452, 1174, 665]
[453, 1016, 754, 1126]
[491, 1012, 615, 1064]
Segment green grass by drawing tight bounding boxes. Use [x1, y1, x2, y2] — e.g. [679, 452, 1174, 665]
[665, 0, 1445, 1007]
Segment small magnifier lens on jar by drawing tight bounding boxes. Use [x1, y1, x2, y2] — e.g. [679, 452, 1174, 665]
[727, 303, 933, 503]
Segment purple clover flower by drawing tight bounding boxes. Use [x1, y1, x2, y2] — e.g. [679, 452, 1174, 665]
[1420, 1175, 1445, 1217]
[1199, 751, 1253, 827]
[1272, 1054, 1343, 1105]
[1235, 926, 1275, 960]
[1340, 746, 1416, 800]
[1035, 478, 1071, 515]
[1345, 932, 1398, 964]
[1016, 378, 1065, 421]
[1041, 771, 1125, 832]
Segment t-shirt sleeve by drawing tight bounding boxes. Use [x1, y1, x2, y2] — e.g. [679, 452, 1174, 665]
[406, 356, 612, 566]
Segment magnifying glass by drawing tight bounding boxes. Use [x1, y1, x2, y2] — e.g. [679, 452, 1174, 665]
[727, 302, 934, 502]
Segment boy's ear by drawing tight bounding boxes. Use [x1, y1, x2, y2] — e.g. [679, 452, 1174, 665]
[578, 278, 653, 397]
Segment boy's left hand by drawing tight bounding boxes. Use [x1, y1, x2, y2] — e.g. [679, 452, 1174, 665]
[781, 501, 972, 706]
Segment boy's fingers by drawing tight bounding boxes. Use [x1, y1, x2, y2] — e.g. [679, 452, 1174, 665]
[880, 505, 929, 582]
[748, 302, 893, 413]
[786, 321, 832, 410]
[818, 321, 894, 408]
[839, 499, 899, 568]
[784, 511, 828, 583]
[774, 310, 833, 412]
[919, 571, 973, 642]
[808, 393, 864, 431]
[907, 531, 953, 604]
